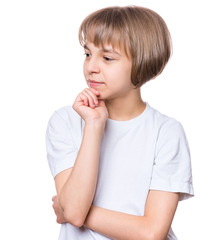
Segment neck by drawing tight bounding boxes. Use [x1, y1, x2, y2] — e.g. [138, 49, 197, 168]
[105, 88, 146, 121]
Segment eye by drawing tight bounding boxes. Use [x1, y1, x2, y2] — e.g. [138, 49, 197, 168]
[84, 52, 91, 58]
[104, 56, 114, 62]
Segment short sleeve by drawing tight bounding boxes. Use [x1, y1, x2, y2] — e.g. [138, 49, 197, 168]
[150, 121, 194, 201]
[46, 110, 78, 178]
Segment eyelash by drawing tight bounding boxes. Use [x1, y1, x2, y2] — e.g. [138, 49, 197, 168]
[84, 52, 114, 62]
[104, 56, 113, 61]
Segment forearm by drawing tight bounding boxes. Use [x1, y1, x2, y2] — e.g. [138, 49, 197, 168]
[84, 206, 153, 240]
[84, 191, 179, 240]
[59, 123, 104, 226]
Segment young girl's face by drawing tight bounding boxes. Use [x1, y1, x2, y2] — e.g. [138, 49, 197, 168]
[83, 41, 134, 101]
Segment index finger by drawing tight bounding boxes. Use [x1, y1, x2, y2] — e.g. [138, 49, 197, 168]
[89, 88, 100, 96]
[52, 195, 57, 201]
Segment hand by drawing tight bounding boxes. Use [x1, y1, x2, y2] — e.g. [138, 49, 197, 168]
[73, 88, 108, 125]
[52, 195, 67, 224]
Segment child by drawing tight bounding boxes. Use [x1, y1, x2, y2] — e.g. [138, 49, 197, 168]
[46, 6, 194, 240]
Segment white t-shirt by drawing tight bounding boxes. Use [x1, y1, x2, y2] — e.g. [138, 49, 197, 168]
[46, 103, 194, 240]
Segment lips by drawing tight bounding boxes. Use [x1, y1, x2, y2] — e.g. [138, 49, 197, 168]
[88, 80, 105, 88]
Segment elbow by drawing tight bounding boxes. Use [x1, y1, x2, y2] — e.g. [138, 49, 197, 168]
[136, 216, 169, 240]
[149, 234, 166, 240]
[142, 232, 156, 240]
[138, 227, 166, 240]
[59, 196, 86, 227]
[144, 231, 167, 240]
[63, 210, 85, 228]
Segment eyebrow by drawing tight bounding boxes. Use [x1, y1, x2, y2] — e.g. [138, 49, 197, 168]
[84, 45, 90, 51]
[84, 45, 120, 56]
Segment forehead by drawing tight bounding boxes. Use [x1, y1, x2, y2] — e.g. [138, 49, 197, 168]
[84, 40, 122, 55]
[81, 25, 130, 58]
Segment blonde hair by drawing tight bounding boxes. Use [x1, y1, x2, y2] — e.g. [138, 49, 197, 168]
[79, 6, 172, 87]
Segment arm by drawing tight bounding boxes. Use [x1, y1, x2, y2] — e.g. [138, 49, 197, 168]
[55, 88, 108, 227]
[84, 190, 179, 240]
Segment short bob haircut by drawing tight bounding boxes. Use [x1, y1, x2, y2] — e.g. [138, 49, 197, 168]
[79, 6, 172, 87]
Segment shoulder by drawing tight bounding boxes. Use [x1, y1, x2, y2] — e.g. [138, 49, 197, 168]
[48, 105, 80, 125]
[47, 105, 82, 131]
[146, 104, 190, 158]
[147, 103, 185, 136]
[46, 106, 82, 178]
[46, 105, 83, 147]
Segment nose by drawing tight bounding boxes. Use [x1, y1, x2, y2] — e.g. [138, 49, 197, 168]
[85, 56, 100, 74]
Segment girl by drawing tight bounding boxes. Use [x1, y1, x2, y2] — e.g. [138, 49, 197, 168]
[46, 6, 194, 240]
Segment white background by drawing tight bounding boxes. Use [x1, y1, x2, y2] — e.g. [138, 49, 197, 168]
[0, 0, 210, 239]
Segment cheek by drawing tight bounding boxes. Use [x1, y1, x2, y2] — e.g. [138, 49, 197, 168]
[83, 61, 86, 73]
[116, 64, 132, 84]
[83, 61, 86, 76]
[124, 64, 133, 84]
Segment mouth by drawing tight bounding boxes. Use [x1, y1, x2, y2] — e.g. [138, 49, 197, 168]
[88, 80, 105, 88]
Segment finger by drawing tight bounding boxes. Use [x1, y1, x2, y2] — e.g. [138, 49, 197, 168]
[85, 88, 100, 106]
[78, 92, 88, 106]
[85, 88, 100, 103]
[52, 195, 57, 201]
[75, 88, 98, 108]
[89, 88, 100, 96]
[82, 89, 97, 108]
[52, 202, 56, 210]
[57, 217, 62, 224]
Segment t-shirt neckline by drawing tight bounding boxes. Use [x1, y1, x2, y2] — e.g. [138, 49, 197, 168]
[106, 102, 149, 127]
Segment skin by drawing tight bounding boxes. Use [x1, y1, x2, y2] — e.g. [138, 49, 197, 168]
[83, 41, 146, 120]
[52, 41, 179, 239]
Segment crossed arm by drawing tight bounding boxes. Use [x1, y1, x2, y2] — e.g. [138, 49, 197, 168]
[53, 165, 179, 240]
[53, 126, 179, 239]
[53, 124, 179, 240]
[84, 191, 179, 240]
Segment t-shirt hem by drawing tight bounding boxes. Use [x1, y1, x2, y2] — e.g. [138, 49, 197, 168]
[48, 154, 77, 178]
[149, 182, 194, 201]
